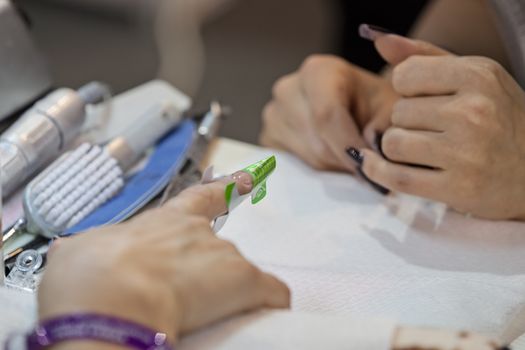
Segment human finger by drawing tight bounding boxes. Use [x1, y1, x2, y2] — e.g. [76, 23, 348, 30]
[373, 31, 452, 66]
[299, 56, 367, 171]
[261, 101, 345, 171]
[167, 178, 248, 221]
[391, 55, 466, 97]
[391, 96, 455, 132]
[381, 127, 449, 169]
[360, 149, 446, 200]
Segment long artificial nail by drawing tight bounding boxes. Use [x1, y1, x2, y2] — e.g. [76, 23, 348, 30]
[346, 147, 364, 166]
[232, 171, 254, 189]
[346, 147, 390, 195]
[375, 133, 387, 159]
[357, 167, 390, 195]
[358, 23, 394, 41]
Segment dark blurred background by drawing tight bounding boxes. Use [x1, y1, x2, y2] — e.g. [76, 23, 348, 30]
[13, 0, 430, 143]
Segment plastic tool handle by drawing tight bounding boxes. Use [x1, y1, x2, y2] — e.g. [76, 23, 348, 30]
[106, 101, 182, 171]
[0, 88, 86, 197]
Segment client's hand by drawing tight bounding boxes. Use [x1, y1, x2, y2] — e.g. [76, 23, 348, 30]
[38, 174, 290, 347]
[360, 32, 525, 220]
[260, 54, 399, 172]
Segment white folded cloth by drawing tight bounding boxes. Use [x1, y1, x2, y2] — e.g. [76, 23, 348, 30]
[217, 150, 525, 344]
[0, 287, 37, 345]
[4, 149, 525, 348]
[180, 310, 395, 350]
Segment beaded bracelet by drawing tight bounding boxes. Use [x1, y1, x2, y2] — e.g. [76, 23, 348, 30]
[5, 314, 174, 350]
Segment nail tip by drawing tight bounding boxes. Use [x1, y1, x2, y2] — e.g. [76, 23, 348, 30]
[358, 23, 393, 41]
[374, 133, 387, 159]
[358, 23, 370, 40]
[345, 147, 363, 165]
[357, 167, 390, 196]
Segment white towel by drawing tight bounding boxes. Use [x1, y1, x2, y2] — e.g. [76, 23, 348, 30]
[4, 149, 525, 348]
[216, 150, 525, 344]
[179, 310, 395, 350]
[0, 287, 37, 345]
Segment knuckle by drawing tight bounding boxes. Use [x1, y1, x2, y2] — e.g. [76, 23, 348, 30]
[476, 57, 503, 75]
[392, 58, 416, 92]
[300, 54, 350, 79]
[311, 104, 334, 124]
[457, 94, 496, 127]
[198, 237, 233, 252]
[186, 215, 211, 230]
[227, 257, 260, 280]
[261, 102, 276, 127]
[391, 65, 404, 92]
[300, 54, 331, 73]
[310, 141, 335, 166]
[271, 75, 293, 98]
[381, 129, 404, 160]
[391, 99, 408, 125]
[239, 262, 260, 280]
[219, 240, 239, 253]
[464, 57, 502, 85]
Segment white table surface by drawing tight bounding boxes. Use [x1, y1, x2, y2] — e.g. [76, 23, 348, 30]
[205, 138, 525, 350]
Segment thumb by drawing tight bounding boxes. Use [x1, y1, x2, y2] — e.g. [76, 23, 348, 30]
[166, 170, 253, 220]
[359, 24, 452, 66]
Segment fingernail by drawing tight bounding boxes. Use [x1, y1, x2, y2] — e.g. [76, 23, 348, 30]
[232, 172, 253, 188]
[357, 167, 390, 195]
[358, 23, 394, 41]
[499, 346, 512, 350]
[374, 133, 387, 159]
[346, 147, 390, 195]
[232, 171, 254, 195]
[346, 147, 364, 166]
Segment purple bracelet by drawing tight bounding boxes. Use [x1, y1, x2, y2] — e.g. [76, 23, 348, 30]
[7, 314, 174, 350]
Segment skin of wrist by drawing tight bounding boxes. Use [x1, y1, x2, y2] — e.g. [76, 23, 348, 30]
[39, 251, 183, 345]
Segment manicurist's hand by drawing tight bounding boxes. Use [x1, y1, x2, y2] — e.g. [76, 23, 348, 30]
[260, 53, 399, 171]
[38, 175, 290, 348]
[359, 32, 525, 220]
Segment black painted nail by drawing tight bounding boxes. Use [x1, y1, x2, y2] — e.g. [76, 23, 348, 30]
[359, 24, 394, 41]
[374, 133, 387, 159]
[499, 346, 512, 350]
[357, 167, 390, 195]
[346, 147, 390, 195]
[346, 147, 364, 166]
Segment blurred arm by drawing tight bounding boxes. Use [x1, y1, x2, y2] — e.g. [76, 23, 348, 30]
[410, 0, 511, 69]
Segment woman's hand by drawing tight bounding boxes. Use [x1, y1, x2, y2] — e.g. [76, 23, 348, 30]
[260, 54, 399, 172]
[359, 33, 525, 220]
[38, 176, 290, 347]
